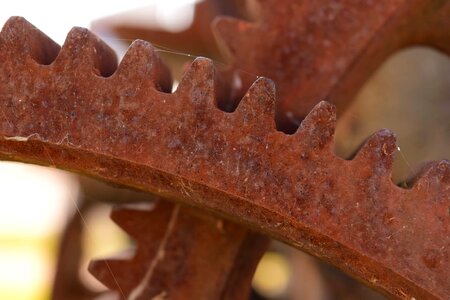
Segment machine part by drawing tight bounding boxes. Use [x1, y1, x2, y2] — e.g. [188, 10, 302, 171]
[89, 199, 268, 299]
[0, 17, 448, 299]
[213, 0, 450, 131]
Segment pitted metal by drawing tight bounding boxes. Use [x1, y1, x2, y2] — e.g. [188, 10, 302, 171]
[0, 14, 448, 300]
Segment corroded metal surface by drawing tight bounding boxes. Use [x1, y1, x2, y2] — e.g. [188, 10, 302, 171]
[213, 0, 450, 131]
[89, 200, 268, 299]
[0, 17, 449, 300]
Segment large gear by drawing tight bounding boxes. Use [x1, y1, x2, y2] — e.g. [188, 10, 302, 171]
[0, 2, 448, 298]
[213, 0, 450, 131]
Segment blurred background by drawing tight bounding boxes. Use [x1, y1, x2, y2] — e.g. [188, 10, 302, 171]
[0, 0, 449, 299]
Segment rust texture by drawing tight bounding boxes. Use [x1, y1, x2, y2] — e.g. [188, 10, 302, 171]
[89, 200, 268, 299]
[0, 14, 269, 299]
[213, 0, 450, 131]
[0, 17, 448, 299]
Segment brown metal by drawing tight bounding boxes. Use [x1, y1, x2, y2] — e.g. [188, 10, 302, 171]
[89, 199, 268, 299]
[91, 0, 245, 59]
[52, 199, 99, 300]
[213, 0, 450, 131]
[0, 17, 448, 299]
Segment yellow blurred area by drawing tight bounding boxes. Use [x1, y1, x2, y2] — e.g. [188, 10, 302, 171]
[0, 162, 130, 299]
[0, 162, 77, 300]
[80, 205, 131, 291]
[252, 252, 291, 298]
[0, 237, 55, 299]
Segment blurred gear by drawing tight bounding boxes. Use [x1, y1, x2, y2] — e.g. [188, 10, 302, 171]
[89, 199, 267, 299]
[213, 0, 450, 131]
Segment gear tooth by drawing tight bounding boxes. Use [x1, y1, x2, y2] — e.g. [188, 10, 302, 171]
[175, 57, 217, 107]
[234, 77, 276, 129]
[56, 27, 117, 77]
[0, 16, 60, 64]
[89, 258, 133, 291]
[212, 16, 254, 60]
[1, 16, 24, 32]
[115, 40, 172, 92]
[1, 16, 36, 42]
[352, 129, 396, 174]
[110, 206, 153, 239]
[294, 101, 336, 151]
[88, 201, 176, 297]
[410, 160, 450, 192]
[177, 57, 215, 88]
[110, 201, 174, 240]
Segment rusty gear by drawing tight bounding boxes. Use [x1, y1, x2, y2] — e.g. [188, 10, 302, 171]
[89, 199, 268, 299]
[213, 0, 450, 131]
[0, 13, 448, 300]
